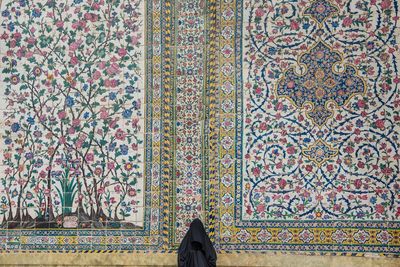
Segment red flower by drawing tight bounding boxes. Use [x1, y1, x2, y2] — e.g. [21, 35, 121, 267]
[342, 17, 352, 27]
[357, 161, 365, 168]
[357, 99, 365, 108]
[327, 164, 334, 172]
[287, 146, 295, 155]
[345, 146, 354, 154]
[305, 165, 313, 172]
[128, 188, 137, 197]
[252, 167, 261, 177]
[354, 179, 362, 189]
[297, 204, 304, 211]
[279, 179, 287, 189]
[246, 205, 253, 215]
[256, 204, 265, 213]
[375, 204, 384, 214]
[375, 119, 385, 129]
[381, 0, 392, 9]
[255, 8, 265, 17]
[259, 122, 268, 131]
[115, 129, 126, 140]
[382, 167, 393, 176]
[290, 20, 299, 30]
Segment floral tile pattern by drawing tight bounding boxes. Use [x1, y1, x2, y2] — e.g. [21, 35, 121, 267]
[214, 0, 400, 254]
[0, 0, 399, 256]
[0, 0, 166, 250]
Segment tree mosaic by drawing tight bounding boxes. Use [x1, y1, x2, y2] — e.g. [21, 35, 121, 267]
[0, 0, 145, 229]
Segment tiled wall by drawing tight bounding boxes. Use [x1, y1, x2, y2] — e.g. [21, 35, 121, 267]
[0, 0, 399, 258]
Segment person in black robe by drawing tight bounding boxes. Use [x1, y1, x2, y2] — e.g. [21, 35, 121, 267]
[178, 218, 217, 267]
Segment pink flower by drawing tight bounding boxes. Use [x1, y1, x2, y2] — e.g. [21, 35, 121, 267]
[107, 162, 115, 170]
[59, 136, 66, 144]
[375, 204, 384, 214]
[93, 70, 101, 80]
[104, 79, 118, 88]
[58, 111, 67, 119]
[69, 40, 82, 51]
[279, 179, 287, 189]
[25, 51, 33, 58]
[118, 48, 127, 57]
[55, 21, 64, 28]
[375, 119, 385, 129]
[128, 188, 136, 197]
[259, 122, 268, 131]
[44, 189, 50, 196]
[290, 20, 299, 30]
[305, 165, 313, 172]
[76, 140, 83, 148]
[106, 63, 120, 75]
[27, 37, 36, 45]
[115, 129, 126, 140]
[100, 109, 109, 120]
[252, 167, 261, 177]
[114, 185, 121, 193]
[85, 153, 94, 162]
[246, 205, 253, 215]
[345, 146, 354, 154]
[276, 162, 283, 169]
[327, 164, 334, 172]
[131, 143, 138, 151]
[131, 35, 140, 45]
[98, 187, 105, 194]
[381, 0, 391, 9]
[94, 167, 102, 176]
[70, 56, 79, 65]
[342, 17, 353, 27]
[256, 204, 265, 213]
[72, 119, 81, 127]
[287, 146, 295, 155]
[13, 32, 21, 40]
[382, 167, 393, 176]
[255, 8, 265, 17]
[354, 179, 362, 189]
[98, 61, 106, 69]
[357, 99, 365, 108]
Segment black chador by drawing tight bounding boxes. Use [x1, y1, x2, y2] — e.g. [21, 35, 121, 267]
[178, 218, 217, 267]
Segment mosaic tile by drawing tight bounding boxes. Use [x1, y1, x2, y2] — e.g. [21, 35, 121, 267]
[0, 0, 399, 257]
[212, 0, 400, 255]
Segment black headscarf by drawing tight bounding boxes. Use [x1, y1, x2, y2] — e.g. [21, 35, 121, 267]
[178, 218, 217, 267]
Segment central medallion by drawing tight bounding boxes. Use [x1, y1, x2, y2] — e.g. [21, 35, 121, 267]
[276, 41, 366, 126]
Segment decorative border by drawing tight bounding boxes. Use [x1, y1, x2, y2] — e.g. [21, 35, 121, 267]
[205, 0, 219, 245]
[160, 0, 174, 250]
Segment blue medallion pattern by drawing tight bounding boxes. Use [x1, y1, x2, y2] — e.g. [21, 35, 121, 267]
[304, 0, 339, 26]
[276, 41, 366, 126]
[302, 139, 338, 166]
